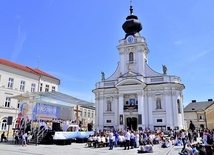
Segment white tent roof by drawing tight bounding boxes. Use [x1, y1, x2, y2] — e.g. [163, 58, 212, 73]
[11, 91, 95, 108]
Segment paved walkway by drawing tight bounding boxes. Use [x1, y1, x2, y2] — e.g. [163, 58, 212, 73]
[0, 140, 183, 155]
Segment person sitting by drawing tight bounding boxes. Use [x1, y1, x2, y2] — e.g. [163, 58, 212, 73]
[153, 134, 160, 144]
[176, 137, 183, 146]
[191, 144, 199, 155]
[1, 132, 8, 142]
[137, 140, 154, 153]
[162, 137, 172, 148]
[179, 144, 194, 155]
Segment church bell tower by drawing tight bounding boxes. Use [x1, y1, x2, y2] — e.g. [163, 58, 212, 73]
[117, 5, 150, 77]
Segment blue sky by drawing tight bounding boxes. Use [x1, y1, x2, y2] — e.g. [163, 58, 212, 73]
[0, 0, 214, 106]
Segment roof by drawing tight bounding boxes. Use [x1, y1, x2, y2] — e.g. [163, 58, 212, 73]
[184, 101, 214, 112]
[11, 91, 95, 108]
[0, 58, 59, 80]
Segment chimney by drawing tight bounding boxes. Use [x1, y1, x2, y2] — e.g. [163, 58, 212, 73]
[192, 100, 196, 102]
[208, 99, 213, 101]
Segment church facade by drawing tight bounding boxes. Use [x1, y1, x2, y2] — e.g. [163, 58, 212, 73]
[93, 6, 185, 131]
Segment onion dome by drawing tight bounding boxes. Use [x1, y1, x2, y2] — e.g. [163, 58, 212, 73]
[122, 5, 142, 38]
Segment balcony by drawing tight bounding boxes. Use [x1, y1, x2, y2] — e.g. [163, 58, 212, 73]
[123, 105, 138, 112]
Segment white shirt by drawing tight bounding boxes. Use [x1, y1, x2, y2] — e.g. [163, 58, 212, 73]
[125, 132, 130, 140]
[109, 132, 113, 140]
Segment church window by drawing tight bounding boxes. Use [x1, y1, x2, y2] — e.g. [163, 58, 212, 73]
[106, 120, 111, 123]
[156, 98, 162, 109]
[177, 99, 181, 113]
[157, 119, 162, 122]
[129, 52, 134, 62]
[126, 101, 129, 105]
[107, 100, 112, 111]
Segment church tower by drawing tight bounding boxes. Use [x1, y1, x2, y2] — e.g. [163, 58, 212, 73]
[93, 5, 185, 131]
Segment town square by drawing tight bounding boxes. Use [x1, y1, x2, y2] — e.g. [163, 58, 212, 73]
[0, 0, 214, 155]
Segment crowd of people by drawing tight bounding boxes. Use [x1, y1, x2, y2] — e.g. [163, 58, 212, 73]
[85, 126, 214, 154]
[1, 118, 214, 154]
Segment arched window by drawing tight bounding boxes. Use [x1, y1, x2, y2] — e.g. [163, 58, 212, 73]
[1, 118, 7, 131]
[129, 52, 134, 62]
[156, 98, 162, 109]
[177, 99, 181, 113]
[107, 100, 112, 111]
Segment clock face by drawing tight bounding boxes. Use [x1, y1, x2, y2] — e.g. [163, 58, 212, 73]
[127, 36, 134, 43]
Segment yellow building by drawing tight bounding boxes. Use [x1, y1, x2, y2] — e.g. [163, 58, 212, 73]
[184, 99, 214, 130]
[205, 103, 214, 129]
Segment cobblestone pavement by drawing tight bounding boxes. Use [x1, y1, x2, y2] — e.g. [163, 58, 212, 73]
[0, 140, 182, 155]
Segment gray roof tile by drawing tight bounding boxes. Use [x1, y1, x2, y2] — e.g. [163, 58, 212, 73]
[184, 101, 214, 112]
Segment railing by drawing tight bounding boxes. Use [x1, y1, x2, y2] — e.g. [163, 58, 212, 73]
[36, 128, 47, 144]
[123, 105, 138, 112]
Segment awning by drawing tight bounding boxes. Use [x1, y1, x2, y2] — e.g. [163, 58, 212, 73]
[11, 91, 95, 108]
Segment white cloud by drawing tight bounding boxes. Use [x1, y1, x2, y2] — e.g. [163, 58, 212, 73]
[189, 48, 214, 62]
[12, 22, 26, 61]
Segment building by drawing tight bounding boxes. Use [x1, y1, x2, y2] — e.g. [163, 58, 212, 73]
[0, 58, 60, 134]
[184, 99, 214, 130]
[0, 58, 96, 136]
[93, 5, 185, 131]
[76, 105, 95, 130]
[205, 103, 214, 129]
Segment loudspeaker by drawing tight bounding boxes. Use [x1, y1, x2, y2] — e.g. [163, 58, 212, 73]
[167, 127, 171, 130]
[7, 116, 13, 125]
[52, 122, 61, 131]
[87, 123, 92, 131]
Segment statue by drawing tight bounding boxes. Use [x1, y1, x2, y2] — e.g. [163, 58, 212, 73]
[162, 65, 167, 75]
[101, 71, 105, 81]
[128, 64, 132, 72]
[189, 120, 195, 132]
[156, 99, 162, 109]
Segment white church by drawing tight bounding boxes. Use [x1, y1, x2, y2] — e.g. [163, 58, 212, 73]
[93, 5, 185, 131]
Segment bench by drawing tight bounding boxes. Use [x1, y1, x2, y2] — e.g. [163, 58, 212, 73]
[98, 142, 109, 148]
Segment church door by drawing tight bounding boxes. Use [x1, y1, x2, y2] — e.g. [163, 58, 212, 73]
[126, 117, 137, 131]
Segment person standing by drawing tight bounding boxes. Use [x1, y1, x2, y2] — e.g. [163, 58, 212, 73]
[14, 131, 19, 144]
[124, 130, 130, 150]
[108, 130, 114, 150]
[130, 130, 135, 149]
[114, 131, 119, 147]
[180, 129, 187, 153]
[203, 129, 212, 154]
[189, 120, 195, 132]
[21, 131, 27, 146]
[1, 132, 8, 142]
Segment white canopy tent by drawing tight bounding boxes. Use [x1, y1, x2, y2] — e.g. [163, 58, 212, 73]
[11, 91, 95, 108]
